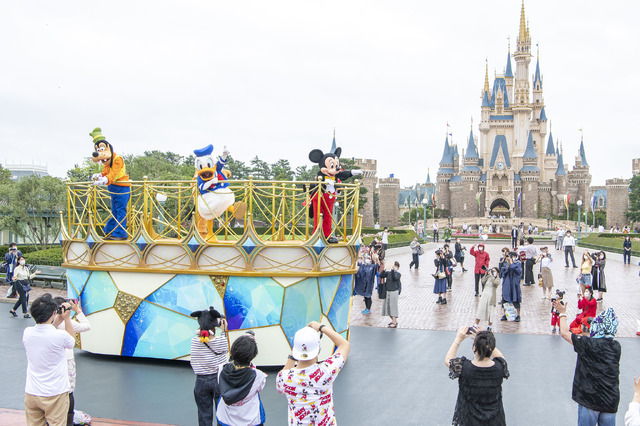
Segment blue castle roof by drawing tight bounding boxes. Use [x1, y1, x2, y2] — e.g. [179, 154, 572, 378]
[482, 90, 490, 107]
[534, 58, 542, 87]
[449, 175, 462, 183]
[489, 135, 511, 168]
[439, 136, 453, 165]
[505, 51, 513, 78]
[523, 131, 538, 159]
[490, 77, 510, 109]
[555, 146, 567, 176]
[540, 106, 547, 121]
[579, 139, 589, 167]
[546, 132, 555, 155]
[464, 129, 479, 159]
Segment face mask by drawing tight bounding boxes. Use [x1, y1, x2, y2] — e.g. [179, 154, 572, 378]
[479, 248, 483, 252]
[599, 255, 604, 260]
[19, 260, 25, 265]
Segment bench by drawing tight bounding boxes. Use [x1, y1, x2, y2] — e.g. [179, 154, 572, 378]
[31, 265, 67, 290]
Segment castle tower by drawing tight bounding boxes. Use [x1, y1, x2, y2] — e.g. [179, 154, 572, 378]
[459, 128, 482, 217]
[512, 0, 532, 161]
[569, 137, 592, 203]
[606, 178, 630, 228]
[532, 53, 544, 117]
[554, 143, 567, 216]
[520, 131, 540, 217]
[353, 158, 378, 227]
[633, 158, 640, 176]
[505, 46, 514, 103]
[436, 136, 455, 212]
[379, 176, 400, 227]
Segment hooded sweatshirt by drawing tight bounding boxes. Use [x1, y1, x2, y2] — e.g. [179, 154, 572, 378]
[216, 363, 267, 426]
[469, 244, 490, 274]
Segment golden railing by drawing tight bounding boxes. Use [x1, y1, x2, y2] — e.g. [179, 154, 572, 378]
[64, 178, 361, 244]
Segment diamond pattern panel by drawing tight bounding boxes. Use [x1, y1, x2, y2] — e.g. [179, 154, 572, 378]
[146, 274, 223, 317]
[224, 277, 284, 330]
[318, 275, 341, 314]
[80, 271, 118, 315]
[281, 278, 321, 347]
[122, 301, 197, 359]
[66, 269, 91, 295]
[242, 235, 259, 255]
[327, 275, 353, 333]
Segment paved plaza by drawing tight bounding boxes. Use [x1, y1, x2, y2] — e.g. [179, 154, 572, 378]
[1, 240, 639, 425]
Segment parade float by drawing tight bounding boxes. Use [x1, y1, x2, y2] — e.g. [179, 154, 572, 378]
[59, 141, 361, 366]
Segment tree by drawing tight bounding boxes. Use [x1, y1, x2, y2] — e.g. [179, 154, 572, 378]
[271, 159, 294, 181]
[295, 165, 316, 182]
[0, 164, 12, 184]
[627, 175, 640, 222]
[225, 156, 251, 180]
[0, 175, 66, 249]
[250, 157, 272, 180]
[373, 192, 380, 223]
[66, 158, 102, 182]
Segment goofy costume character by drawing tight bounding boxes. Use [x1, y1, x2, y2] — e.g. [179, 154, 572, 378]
[308, 147, 361, 244]
[90, 127, 131, 240]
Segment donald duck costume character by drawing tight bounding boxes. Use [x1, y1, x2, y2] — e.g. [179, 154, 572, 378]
[194, 144, 240, 241]
[90, 127, 130, 240]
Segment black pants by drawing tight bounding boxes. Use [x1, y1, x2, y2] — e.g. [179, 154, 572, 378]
[525, 258, 535, 285]
[12, 281, 28, 314]
[447, 269, 452, 289]
[623, 251, 631, 264]
[364, 297, 372, 310]
[474, 272, 485, 294]
[67, 392, 75, 426]
[565, 247, 576, 267]
[511, 236, 518, 249]
[409, 253, 419, 269]
[194, 374, 220, 426]
[433, 231, 439, 242]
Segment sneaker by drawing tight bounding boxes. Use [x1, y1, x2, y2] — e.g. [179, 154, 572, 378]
[23, 314, 31, 319]
[487, 325, 492, 331]
[462, 268, 468, 272]
[447, 288, 452, 292]
[474, 293, 479, 297]
[500, 315, 507, 321]
[441, 299, 447, 305]
[514, 315, 521, 322]
[551, 327, 556, 333]
[361, 309, 370, 314]
[436, 297, 442, 304]
[9, 309, 17, 317]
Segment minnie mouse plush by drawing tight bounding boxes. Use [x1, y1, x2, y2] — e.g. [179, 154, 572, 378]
[308, 147, 361, 243]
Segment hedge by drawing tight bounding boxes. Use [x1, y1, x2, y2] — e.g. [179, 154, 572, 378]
[578, 234, 640, 257]
[0, 245, 49, 255]
[24, 247, 64, 266]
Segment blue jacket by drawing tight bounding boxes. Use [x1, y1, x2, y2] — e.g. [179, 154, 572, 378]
[501, 261, 523, 303]
[4, 250, 23, 274]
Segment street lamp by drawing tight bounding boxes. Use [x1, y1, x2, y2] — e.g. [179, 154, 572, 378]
[577, 200, 583, 239]
[422, 198, 428, 238]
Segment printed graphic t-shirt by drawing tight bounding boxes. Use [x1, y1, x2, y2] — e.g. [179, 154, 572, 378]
[276, 352, 345, 426]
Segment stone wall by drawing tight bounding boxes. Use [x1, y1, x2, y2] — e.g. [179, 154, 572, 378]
[606, 178, 630, 228]
[521, 179, 539, 218]
[353, 158, 378, 227]
[378, 177, 400, 227]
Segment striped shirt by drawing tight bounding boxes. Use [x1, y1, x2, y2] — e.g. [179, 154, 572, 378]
[190, 333, 228, 375]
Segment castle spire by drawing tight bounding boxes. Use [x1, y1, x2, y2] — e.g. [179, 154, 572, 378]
[556, 141, 566, 176]
[439, 136, 453, 165]
[330, 128, 337, 152]
[465, 128, 479, 159]
[484, 59, 490, 93]
[579, 135, 589, 167]
[519, 0, 527, 42]
[505, 48, 513, 78]
[545, 124, 555, 155]
[426, 168, 431, 184]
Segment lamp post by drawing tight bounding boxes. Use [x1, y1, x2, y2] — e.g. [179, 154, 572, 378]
[577, 200, 583, 239]
[422, 198, 428, 238]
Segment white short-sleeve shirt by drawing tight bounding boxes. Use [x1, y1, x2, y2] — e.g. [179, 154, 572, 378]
[23, 324, 75, 397]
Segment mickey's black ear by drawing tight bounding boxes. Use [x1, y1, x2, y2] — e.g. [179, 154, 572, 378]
[309, 149, 324, 163]
[334, 147, 342, 158]
[190, 310, 202, 318]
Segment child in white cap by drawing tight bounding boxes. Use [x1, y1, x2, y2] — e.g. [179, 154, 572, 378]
[276, 321, 350, 426]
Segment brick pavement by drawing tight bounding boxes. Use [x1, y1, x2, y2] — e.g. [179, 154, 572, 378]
[350, 240, 640, 337]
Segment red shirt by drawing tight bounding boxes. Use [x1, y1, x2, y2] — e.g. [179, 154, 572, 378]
[469, 246, 490, 274]
[578, 297, 597, 318]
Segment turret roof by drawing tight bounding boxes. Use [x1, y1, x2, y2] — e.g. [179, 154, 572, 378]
[546, 131, 555, 155]
[540, 106, 547, 121]
[523, 131, 538, 159]
[464, 129, 479, 159]
[579, 138, 589, 167]
[534, 58, 542, 86]
[482, 90, 490, 107]
[490, 77, 510, 109]
[555, 145, 567, 176]
[505, 50, 513, 78]
[439, 136, 453, 165]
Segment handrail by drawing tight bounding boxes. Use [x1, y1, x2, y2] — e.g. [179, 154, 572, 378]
[64, 178, 361, 244]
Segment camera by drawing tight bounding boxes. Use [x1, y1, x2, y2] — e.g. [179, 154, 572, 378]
[56, 305, 69, 314]
[466, 326, 477, 335]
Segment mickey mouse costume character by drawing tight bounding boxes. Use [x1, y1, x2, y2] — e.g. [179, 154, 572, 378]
[90, 127, 131, 240]
[308, 147, 361, 243]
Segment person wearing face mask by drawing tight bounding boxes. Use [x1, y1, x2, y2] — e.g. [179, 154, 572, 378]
[538, 247, 554, 299]
[579, 250, 594, 294]
[500, 252, 523, 322]
[570, 287, 597, 334]
[380, 261, 402, 328]
[470, 244, 490, 297]
[433, 250, 449, 305]
[475, 267, 501, 331]
[591, 251, 607, 302]
[9, 256, 41, 318]
[454, 238, 467, 272]
[4, 243, 22, 297]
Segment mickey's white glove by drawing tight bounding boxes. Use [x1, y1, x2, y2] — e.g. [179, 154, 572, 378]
[325, 179, 336, 193]
[93, 176, 108, 186]
[351, 170, 363, 176]
[91, 173, 103, 180]
[221, 145, 230, 160]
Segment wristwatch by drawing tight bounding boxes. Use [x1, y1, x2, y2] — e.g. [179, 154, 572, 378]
[318, 324, 326, 333]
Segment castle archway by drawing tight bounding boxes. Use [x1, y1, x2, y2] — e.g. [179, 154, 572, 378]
[489, 198, 511, 218]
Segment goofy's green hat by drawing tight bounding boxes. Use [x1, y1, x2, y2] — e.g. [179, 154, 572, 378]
[90, 127, 106, 143]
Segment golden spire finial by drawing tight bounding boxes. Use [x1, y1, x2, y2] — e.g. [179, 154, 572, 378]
[484, 58, 489, 93]
[519, 0, 527, 42]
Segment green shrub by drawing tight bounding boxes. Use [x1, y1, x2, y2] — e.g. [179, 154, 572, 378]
[25, 247, 64, 266]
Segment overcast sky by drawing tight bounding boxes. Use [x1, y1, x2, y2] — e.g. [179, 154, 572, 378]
[1, 1, 638, 186]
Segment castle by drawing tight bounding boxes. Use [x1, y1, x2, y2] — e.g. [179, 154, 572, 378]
[436, 2, 591, 220]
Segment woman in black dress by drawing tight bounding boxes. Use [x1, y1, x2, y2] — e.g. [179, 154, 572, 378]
[590, 251, 607, 302]
[454, 238, 467, 272]
[444, 326, 509, 426]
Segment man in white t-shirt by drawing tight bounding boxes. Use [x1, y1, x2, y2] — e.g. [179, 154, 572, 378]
[563, 230, 577, 268]
[23, 293, 76, 426]
[379, 227, 389, 250]
[523, 237, 539, 286]
[433, 220, 439, 242]
[556, 228, 566, 250]
[277, 322, 350, 426]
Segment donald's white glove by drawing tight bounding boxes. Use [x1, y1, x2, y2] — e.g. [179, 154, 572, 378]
[221, 145, 230, 160]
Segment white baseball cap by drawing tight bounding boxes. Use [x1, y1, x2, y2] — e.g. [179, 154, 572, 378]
[291, 326, 320, 361]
